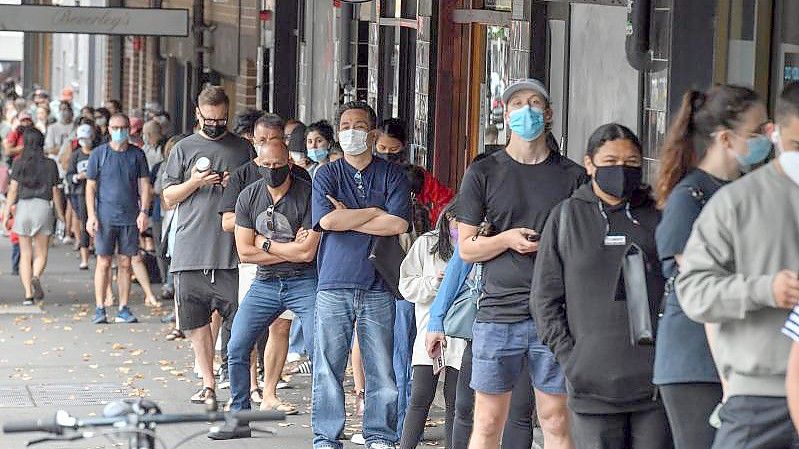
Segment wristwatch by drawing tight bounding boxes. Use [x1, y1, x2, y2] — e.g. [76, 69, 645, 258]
[139, 208, 149, 214]
[262, 238, 272, 253]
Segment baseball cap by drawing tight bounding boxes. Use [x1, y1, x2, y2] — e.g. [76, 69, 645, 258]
[17, 111, 32, 122]
[130, 117, 144, 134]
[502, 78, 550, 106]
[76, 124, 93, 139]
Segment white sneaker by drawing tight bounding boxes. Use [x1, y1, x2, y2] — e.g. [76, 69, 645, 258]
[367, 441, 395, 449]
[350, 433, 365, 446]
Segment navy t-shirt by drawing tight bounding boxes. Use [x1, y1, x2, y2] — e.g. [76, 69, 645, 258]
[86, 143, 149, 226]
[312, 157, 410, 291]
[653, 169, 728, 385]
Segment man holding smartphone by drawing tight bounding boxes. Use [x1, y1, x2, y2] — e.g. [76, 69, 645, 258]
[455, 79, 587, 449]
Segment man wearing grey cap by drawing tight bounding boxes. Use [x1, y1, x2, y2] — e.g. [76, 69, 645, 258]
[452, 78, 587, 448]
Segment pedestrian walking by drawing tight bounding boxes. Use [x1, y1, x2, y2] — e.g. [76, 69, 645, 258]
[162, 86, 254, 405]
[66, 123, 96, 270]
[45, 102, 73, 157]
[2, 127, 65, 305]
[533, 123, 671, 448]
[653, 85, 764, 449]
[208, 139, 320, 440]
[86, 113, 151, 324]
[677, 81, 799, 448]
[4, 111, 33, 159]
[311, 100, 410, 449]
[456, 78, 587, 449]
[397, 201, 466, 449]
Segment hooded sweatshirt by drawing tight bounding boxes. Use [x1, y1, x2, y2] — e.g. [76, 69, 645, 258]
[532, 183, 664, 414]
[677, 162, 799, 398]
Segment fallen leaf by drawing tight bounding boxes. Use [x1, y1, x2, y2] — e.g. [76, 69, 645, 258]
[89, 364, 99, 369]
[130, 349, 144, 356]
[278, 423, 294, 427]
[118, 367, 131, 374]
[23, 340, 34, 345]
[62, 326, 72, 331]
[112, 343, 126, 350]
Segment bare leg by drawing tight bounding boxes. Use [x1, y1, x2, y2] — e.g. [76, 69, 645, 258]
[352, 327, 366, 402]
[469, 392, 512, 449]
[261, 318, 291, 409]
[535, 389, 572, 449]
[189, 324, 216, 390]
[131, 253, 158, 305]
[95, 256, 112, 308]
[17, 236, 33, 298]
[116, 255, 132, 308]
[105, 263, 115, 307]
[250, 347, 259, 390]
[210, 310, 221, 363]
[79, 247, 89, 266]
[32, 233, 50, 278]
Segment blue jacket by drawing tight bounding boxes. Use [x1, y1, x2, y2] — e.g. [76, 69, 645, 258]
[427, 245, 474, 333]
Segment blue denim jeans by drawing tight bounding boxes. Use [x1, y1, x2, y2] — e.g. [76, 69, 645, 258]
[227, 275, 317, 412]
[312, 288, 398, 448]
[11, 243, 19, 273]
[393, 299, 416, 439]
[288, 317, 305, 355]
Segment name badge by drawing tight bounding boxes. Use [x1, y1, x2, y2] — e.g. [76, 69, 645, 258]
[604, 235, 627, 246]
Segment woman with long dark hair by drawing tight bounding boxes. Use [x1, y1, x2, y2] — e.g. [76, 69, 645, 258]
[533, 123, 668, 448]
[653, 85, 767, 449]
[398, 201, 466, 449]
[2, 127, 65, 304]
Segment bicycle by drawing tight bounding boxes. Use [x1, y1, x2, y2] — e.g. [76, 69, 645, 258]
[2, 398, 285, 449]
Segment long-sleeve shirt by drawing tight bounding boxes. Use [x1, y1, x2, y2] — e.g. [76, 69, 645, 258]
[400, 232, 465, 369]
[427, 244, 474, 335]
[677, 162, 799, 397]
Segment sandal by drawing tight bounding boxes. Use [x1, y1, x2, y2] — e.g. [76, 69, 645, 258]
[260, 401, 299, 415]
[145, 296, 162, 308]
[190, 386, 216, 404]
[165, 328, 185, 341]
[250, 388, 263, 404]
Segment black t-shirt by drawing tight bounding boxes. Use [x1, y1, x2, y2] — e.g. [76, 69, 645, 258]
[459, 149, 588, 323]
[235, 175, 315, 279]
[11, 157, 60, 201]
[219, 161, 311, 215]
[67, 149, 92, 195]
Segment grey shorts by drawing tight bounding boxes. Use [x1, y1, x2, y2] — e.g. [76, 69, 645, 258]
[12, 198, 54, 237]
[175, 269, 238, 331]
[470, 319, 566, 395]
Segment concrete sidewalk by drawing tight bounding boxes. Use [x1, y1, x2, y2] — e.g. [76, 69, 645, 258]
[0, 239, 449, 449]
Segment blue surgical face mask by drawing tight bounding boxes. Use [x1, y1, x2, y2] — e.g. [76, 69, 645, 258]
[508, 105, 545, 142]
[737, 134, 772, 168]
[111, 128, 130, 144]
[307, 147, 329, 163]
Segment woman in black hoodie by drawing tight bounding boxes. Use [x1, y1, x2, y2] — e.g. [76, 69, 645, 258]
[532, 123, 669, 448]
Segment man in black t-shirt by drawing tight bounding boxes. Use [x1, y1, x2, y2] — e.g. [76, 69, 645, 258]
[208, 140, 320, 440]
[454, 79, 587, 449]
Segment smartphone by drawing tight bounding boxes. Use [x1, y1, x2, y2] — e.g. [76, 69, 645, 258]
[526, 233, 540, 242]
[433, 349, 446, 375]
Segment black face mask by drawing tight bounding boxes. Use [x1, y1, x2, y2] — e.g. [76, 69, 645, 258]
[202, 124, 227, 140]
[258, 165, 290, 188]
[375, 151, 408, 165]
[594, 165, 642, 199]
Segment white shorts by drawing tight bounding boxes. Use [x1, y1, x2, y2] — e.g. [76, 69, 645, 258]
[238, 263, 294, 320]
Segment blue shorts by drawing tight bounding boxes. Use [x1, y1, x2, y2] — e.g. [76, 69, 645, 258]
[95, 223, 139, 257]
[470, 319, 566, 395]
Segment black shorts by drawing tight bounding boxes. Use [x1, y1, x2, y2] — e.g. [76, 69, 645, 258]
[175, 269, 238, 331]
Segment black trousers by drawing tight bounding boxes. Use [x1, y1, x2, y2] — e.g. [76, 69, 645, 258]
[712, 395, 799, 449]
[451, 341, 534, 449]
[660, 383, 722, 449]
[571, 406, 673, 449]
[399, 365, 458, 449]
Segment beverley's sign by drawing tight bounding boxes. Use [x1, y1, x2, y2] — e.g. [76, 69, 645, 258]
[0, 5, 189, 37]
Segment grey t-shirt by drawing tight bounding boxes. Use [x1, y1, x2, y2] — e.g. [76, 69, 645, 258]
[163, 132, 255, 272]
[235, 175, 315, 279]
[45, 122, 72, 155]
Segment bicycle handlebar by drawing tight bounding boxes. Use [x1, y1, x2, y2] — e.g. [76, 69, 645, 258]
[3, 409, 285, 434]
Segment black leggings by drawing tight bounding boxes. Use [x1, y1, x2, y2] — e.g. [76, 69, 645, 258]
[660, 383, 722, 449]
[399, 365, 458, 449]
[452, 341, 534, 449]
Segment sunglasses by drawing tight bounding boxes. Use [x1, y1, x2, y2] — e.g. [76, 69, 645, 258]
[353, 171, 367, 199]
[265, 205, 275, 232]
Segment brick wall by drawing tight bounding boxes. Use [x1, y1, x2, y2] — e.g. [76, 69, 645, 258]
[235, 58, 257, 112]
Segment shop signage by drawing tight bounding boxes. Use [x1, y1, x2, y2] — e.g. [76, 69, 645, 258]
[0, 5, 189, 37]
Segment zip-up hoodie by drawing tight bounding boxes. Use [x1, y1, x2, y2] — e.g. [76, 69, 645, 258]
[531, 183, 664, 414]
[677, 162, 799, 398]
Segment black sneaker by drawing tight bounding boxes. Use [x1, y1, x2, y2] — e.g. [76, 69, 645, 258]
[160, 285, 174, 300]
[22, 297, 34, 306]
[207, 422, 251, 440]
[31, 277, 44, 300]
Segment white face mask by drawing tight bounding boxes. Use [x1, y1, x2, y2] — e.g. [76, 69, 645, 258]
[779, 151, 799, 187]
[338, 129, 369, 156]
[772, 126, 785, 155]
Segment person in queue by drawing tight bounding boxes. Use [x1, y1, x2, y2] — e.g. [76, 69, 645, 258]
[678, 82, 799, 448]
[533, 123, 670, 448]
[456, 78, 587, 449]
[653, 85, 765, 449]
